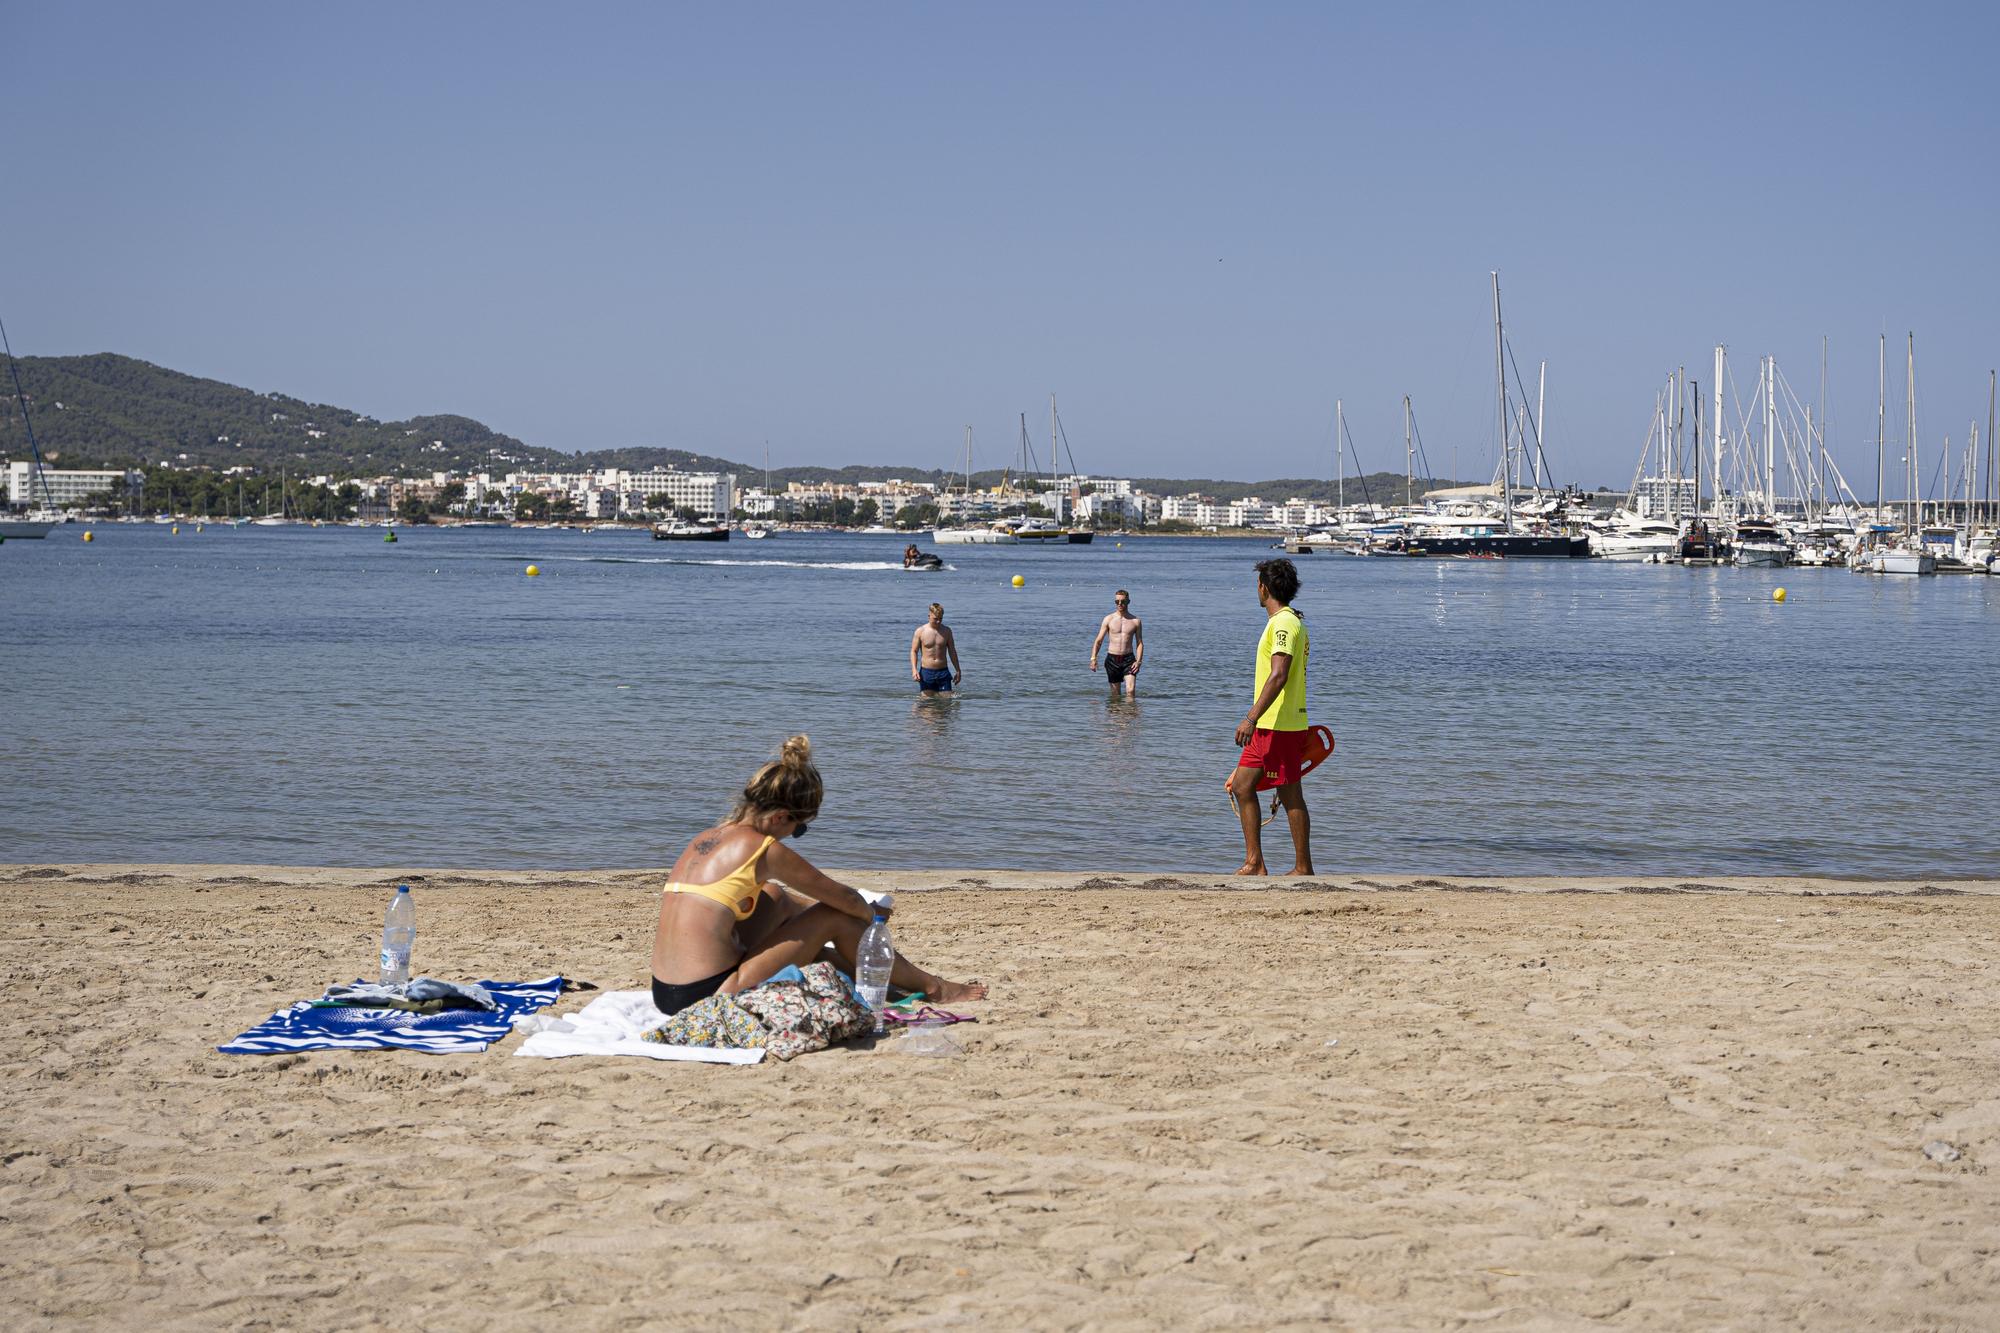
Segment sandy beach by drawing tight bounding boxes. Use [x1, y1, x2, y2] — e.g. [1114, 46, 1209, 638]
[4, 863, 1997, 1329]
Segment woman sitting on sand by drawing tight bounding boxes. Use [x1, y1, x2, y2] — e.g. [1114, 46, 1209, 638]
[650, 735, 987, 1015]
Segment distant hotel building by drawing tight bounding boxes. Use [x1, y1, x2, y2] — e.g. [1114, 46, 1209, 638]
[1633, 475, 1699, 517]
[624, 468, 735, 518]
[6, 460, 136, 507]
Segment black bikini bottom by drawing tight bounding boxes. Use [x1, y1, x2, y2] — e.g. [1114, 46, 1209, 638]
[652, 968, 733, 1015]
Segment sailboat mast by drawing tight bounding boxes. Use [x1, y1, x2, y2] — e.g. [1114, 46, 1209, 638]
[1692, 381, 1704, 516]
[1491, 272, 1512, 529]
[1818, 336, 1828, 521]
[1404, 396, 1413, 510]
[1877, 335, 1886, 522]
[1335, 398, 1345, 513]
[1907, 334, 1917, 533]
[1536, 360, 1547, 496]
[1713, 346, 1726, 516]
[1049, 394, 1060, 524]
[1987, 369, 1996, 527]
[1763, 356, 1776, 516]
[1669, 369, 1682, 522]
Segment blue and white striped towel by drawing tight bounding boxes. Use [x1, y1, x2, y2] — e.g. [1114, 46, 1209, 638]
[218, 976, 563, 1055]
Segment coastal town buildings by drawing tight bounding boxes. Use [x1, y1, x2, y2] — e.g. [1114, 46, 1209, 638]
[7, 450, 1343, 532]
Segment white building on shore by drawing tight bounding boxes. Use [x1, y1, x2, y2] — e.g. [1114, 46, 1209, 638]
[622, 468, 735, 517]
[6, 460, 138, 508]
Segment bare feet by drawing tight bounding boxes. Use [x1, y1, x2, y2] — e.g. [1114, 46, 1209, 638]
[929, 977, 988, 1003]
[1233, 861, 1267, 876]
[1285, 864, 1315, 876]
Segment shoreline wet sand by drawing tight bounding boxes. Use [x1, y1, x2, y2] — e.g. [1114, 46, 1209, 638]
[5, 863, 1997, 1327]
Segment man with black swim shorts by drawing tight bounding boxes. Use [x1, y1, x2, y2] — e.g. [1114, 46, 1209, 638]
[910, 602, 961, 695]
[1088, 589, 1144, 697]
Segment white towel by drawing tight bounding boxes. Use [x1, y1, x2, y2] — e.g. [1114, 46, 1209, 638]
[512, 989, 765, 1065]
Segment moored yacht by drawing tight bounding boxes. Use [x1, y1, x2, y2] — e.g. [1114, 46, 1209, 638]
[651, 519, 729, 541]
[933, 522, 1017, 545]
[1732, 517, 1793, 567]
[1588, 513, 1679, 562]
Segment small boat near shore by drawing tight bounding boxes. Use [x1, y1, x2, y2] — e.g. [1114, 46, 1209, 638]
[651, 520, 730, 542]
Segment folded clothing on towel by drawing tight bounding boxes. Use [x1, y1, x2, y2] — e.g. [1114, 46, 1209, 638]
[320, 978, 497, 1010]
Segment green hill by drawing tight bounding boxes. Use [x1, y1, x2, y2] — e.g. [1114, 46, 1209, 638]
[0, 353, 564, 475]
[2, 353, 1479, 500]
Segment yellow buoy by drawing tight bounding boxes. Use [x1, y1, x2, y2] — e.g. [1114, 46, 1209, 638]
[1773, 587, 1786, 603]
[1011, 574, 1025, 587]
[83, 530, 94, 542]
[196, 525, 204, 533]
[525, 564, 541, 577]
[1115, 542, 1122, 548]
[171, 525, 179, 534]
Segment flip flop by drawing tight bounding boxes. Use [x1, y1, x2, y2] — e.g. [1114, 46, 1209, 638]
[883, 1005, 977, 1026]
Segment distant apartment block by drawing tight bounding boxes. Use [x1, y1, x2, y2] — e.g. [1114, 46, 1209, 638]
[1633, 475, 1699, 517]
[625, 469, 735, 517]
[6, 461, 138, 507]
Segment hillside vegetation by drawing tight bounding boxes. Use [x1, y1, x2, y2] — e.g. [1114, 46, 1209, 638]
[3, 353, 1475, 499]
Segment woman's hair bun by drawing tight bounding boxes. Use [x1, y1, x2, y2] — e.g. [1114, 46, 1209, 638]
[732, 735, 824, 823]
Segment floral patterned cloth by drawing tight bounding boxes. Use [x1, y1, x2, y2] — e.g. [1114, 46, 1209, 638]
[643, 992, 769, 1051]
[732, 961, 872, 1060]
[640, 962, 871, 1061]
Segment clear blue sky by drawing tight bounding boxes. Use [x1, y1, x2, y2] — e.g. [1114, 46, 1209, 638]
[10, 2, 1997, 487]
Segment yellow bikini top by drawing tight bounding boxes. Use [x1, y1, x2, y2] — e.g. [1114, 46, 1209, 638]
[662, 835, 773, 921]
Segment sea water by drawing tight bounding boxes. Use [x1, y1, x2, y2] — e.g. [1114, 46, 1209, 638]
[2, 525, 1995, 877]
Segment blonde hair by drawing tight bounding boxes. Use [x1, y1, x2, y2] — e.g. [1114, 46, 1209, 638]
[731, 734, 823, 823]
[928, 602, 943, 617]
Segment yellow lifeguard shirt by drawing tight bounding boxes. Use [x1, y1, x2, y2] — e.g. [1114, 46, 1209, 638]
[1253, 606, 1309, 731]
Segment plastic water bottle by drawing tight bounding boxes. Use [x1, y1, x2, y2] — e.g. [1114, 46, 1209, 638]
[854, 900, 895, 1034]
[379, 884, 415, 986]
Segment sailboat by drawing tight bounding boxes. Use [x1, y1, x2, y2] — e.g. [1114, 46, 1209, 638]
[1860, 335, 1935, 574]
[995, 399, 1092, 543]
[253, 472, 290, 525]
[743, 447, 772, 538]
[933, 426, 1017, 544]
[1403, 275, 1589, 559]
[1, 317, 63, 538]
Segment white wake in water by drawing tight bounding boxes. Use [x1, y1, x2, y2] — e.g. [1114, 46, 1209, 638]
[568, 556, 952, 571]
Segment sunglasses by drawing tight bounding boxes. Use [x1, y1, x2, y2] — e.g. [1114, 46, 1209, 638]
[791, 813, 813, 836]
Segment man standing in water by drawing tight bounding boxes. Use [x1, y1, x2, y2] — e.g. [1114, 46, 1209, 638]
[1088, 589, 1145, 696]
[1228, 558, 1312, 875]
[910, 602, 961, 695]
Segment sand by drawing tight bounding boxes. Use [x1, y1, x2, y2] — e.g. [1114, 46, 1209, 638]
[3, 863, 1998, 1329]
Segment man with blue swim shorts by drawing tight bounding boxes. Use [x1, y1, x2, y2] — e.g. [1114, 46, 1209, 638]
[909, 601, 962, 696]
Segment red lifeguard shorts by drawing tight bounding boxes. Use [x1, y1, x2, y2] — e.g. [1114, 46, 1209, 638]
[1237, 727, 1309, 785]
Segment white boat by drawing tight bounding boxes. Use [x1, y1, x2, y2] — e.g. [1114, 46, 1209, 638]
[1866, 547, 1936, 575]
[742, 526, 771, 540]
[933, 523, 1016, 545]
[651, 520, 729, 542]
[1588, 514, 1678, 562]
[933, 425, 1017, 543]
[999, 515, 1067, 541]
[1732, 517, 1793, 567]
[0, 511, 62, 539]
[857, 524, 897, 535]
